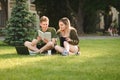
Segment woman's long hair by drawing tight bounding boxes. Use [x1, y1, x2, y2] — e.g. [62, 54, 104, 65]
[58, 17, 75, 37]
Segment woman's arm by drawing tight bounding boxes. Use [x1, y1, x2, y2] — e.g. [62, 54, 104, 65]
[68, 29, 79, 45]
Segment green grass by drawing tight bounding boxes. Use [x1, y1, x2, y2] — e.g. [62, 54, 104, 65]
[0, 39, 120, 80]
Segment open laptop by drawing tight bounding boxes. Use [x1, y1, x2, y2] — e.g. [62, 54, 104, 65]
[15, 46, 29, 55]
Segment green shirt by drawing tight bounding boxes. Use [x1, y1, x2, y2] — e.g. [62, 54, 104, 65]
[34, 27, 57, 45]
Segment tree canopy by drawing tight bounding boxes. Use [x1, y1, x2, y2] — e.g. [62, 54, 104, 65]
[34, 0, 120, 34]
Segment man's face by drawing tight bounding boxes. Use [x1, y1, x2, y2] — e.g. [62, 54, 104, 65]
[40, 21, 49, 32]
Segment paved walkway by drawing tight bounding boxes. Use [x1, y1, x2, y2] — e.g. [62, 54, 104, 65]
[0, 36, 120, 41]
[0, 36, 5, 41]
[79, 36, 120, 40]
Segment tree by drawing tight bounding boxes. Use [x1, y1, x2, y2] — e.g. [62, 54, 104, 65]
[35, 0, 70, 29]
[65, 0, 84, 34]
[4, 0, 36, 46]
[34, 0, 96, 34]
[34, 0, 120, 34]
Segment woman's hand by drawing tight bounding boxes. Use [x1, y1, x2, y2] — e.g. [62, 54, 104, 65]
[66, 37, 72, 42]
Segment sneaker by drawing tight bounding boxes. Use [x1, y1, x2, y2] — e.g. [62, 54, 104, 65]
[76, 46, 81, 55]
[29, 50, 38, 55]
[76, 51, 81, 55]
[62, 49, 69, 56]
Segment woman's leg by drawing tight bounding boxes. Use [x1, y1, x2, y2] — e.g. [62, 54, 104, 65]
[69, 45, 79, 54]
[55, 41, 79, 55]
[54, 45, 64, 53]
[64, 41, 79, 55]
[63, 41, 70, 52]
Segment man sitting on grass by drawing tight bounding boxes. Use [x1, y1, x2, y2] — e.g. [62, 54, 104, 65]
[24, 16, 57, 55]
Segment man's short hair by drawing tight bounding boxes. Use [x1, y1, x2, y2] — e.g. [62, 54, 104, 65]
[40, 16, 49, 23]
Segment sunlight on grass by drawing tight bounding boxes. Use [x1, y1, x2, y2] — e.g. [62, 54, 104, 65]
[80, 39, 120, 58]
[0, 39, 120, 80]
[0, 47, 16, 54]
[0, 56, 56, 69]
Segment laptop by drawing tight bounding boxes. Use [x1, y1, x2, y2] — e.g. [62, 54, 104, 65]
[15, 46, 29, 55]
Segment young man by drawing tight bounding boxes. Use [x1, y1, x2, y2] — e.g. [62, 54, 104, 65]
[24, 16, 57, 54]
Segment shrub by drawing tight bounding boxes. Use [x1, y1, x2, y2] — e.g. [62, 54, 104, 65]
[4, 0, 36, 46]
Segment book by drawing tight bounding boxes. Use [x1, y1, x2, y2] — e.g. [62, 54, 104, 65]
[38, 30, 51, 41]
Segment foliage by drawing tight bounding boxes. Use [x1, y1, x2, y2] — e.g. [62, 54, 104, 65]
[34, 0, 70, 29]
[34, 0, 120, 33]
[0, 38, 120, 80]
[4, 0, 36, 46]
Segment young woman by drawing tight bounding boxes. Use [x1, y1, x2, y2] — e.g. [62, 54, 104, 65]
[55, 17, 80, 56]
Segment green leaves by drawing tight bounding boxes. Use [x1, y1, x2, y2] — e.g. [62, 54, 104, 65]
[4, 0, 36, 46]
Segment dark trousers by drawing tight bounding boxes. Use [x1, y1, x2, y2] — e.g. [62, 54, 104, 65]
[37, 44, 56, 54]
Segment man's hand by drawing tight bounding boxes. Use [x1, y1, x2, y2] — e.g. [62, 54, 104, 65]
[37, 36, 42, 41]
[31, 39, 38, 46]
[42, 38, 49, 43]
[52, 38, 57, 44]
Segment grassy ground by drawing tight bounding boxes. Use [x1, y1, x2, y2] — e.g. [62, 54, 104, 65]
[0, 39, 120, 80]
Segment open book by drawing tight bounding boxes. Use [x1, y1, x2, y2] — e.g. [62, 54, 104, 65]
[38, 30, 51, 41]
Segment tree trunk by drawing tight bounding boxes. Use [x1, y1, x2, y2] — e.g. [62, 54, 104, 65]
[66, 0, 84, 35]
[75, 1, 84, 35]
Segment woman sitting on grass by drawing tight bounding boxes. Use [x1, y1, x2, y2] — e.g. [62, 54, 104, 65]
[55, 17, 80, 56]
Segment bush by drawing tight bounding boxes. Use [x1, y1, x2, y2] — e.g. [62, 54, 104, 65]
[4, 0, 36, 46]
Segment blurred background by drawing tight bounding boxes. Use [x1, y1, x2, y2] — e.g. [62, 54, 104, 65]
[0, 0, 120, 35]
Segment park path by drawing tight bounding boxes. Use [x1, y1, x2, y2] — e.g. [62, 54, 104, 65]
[0, 36, 4, 41]
[79, 36, 120, 40]
[0, 36, 120, 41]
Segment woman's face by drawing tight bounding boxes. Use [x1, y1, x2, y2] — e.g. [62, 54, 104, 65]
[59, 21, 66, 31]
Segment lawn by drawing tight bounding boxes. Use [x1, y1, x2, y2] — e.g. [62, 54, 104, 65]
[0, 38, 120, 80]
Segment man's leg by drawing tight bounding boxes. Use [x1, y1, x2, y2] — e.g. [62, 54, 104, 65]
[24, 41, 39, 51]
[39, 41, 54, 53]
